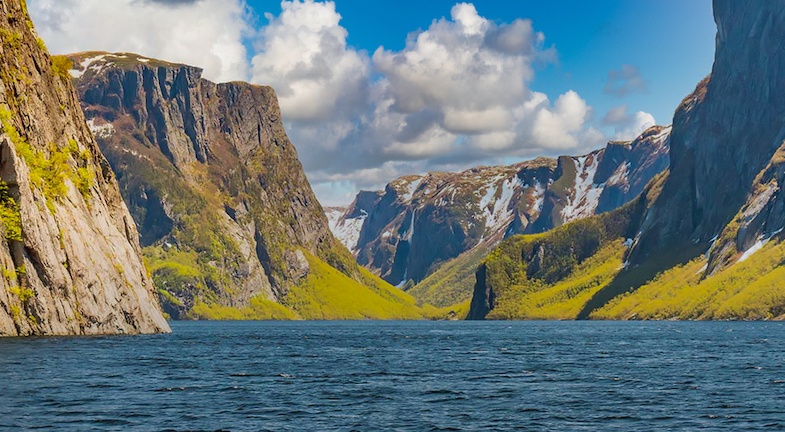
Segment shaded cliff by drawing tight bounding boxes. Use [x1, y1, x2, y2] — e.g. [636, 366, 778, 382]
[70, 51, 423, 319]
[0, 1, 169, 335]
[329, 128, 669, 306]
[470, 0, 785, 321]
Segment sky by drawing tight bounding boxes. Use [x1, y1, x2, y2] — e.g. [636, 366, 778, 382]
[28, 0, 717, 206]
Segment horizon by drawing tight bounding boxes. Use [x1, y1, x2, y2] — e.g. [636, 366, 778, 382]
[29, 0, 716, 206]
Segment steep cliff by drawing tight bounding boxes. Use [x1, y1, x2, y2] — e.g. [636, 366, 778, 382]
[470, 0, 785, 320]
[329, 128, 669, 306]
[70, 51, 423, 319]
[0, 1, 169, 335]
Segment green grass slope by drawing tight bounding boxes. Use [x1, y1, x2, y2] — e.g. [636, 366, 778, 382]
[593, 237, 785, 320]
[408, 243, 493, 307]
[283, 252, 424, 320]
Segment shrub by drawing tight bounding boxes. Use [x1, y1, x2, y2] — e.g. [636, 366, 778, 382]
[0, 182, 21, 242]
[50, 55, 73, 82]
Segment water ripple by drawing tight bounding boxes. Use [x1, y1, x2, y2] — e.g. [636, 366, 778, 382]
[1, 321, 785, 431]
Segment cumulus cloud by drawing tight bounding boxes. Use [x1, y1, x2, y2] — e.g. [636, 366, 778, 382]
[338, 3, 602, 171]
[251, 0, 370, 122]
[602, 105, 655, 141]
[29, 0, 615, 206]
[603, 64, 647, 98]
[28, 0, 251, 82]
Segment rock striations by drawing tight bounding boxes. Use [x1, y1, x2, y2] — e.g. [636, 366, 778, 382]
[69, 51, 421, 319]
[0, 1, 169, 335]
[328, 128, 669, 306]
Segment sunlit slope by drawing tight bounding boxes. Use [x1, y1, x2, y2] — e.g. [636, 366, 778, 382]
[594, 238, 785, 320]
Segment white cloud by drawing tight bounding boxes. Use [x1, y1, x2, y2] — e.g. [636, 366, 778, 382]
[602, 105, 656, 141]
[251, 0, 370, 122]
[28, 0, 251, 83]
[29, 0, 617, 206]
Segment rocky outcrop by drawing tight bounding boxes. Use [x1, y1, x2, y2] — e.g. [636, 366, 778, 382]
[0, 1, 169, 335]
[628, 0, 785, 273]
[70, 52, 364, 318]
[329, 128, 669, 297]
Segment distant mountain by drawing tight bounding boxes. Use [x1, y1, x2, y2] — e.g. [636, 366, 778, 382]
[470, 0, 785, 321]
[0, 2, 168, 335]
[328, 127, 669, 305]
[70, 51, 425, 320]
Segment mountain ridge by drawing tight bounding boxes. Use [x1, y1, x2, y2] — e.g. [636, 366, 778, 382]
[68, 50, 430, 320]
[328, 126, 669, 306]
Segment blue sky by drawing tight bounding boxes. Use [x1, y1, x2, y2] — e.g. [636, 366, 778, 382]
[30, 0, 717, 205]
[251, 0, 715, 128]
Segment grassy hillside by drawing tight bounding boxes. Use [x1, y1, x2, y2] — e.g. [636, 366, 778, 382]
[593, 238, 785, 320]
[187, 250, 474, 321]
[488, 240, 625, 319]
[474, 208, 635, 319]
[408, 243, 493, 307]
[284, 252, 423, 320]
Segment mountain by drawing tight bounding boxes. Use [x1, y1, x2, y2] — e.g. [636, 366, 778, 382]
[68, 51, 426, 320]
[0, 1, 168, 335]
[328, 127, 669, 306]
[469, 0, 785, 320]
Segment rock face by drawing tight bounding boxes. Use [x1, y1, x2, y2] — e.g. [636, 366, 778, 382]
[0, 1, 169, 335]
[329, 128, 669, 298]
[70, 52, 364, 318]
[468, 0, 785, 320]
[629, 0, 785, 273]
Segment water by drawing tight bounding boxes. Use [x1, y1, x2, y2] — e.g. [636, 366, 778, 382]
[1, 321, 784, 431]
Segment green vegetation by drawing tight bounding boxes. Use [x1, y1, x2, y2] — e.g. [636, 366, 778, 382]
[284, 251, 423, 320]
[0, 107, 95, 209]
[50, 55, 73, 82]
[144, 247, 221, 307]
[489, 240, 625, 319]
[594, 239, 785, 320]
[9, 286, 33, 303]
[1, 266, 16, 281]
[0, 182, 21, 242]
[0, 28, 21, 49]
[475, 199, 641, 320]
[420, 299, 472, 320]
[191, 297, 297, 320]
[409, 244, 491, 307]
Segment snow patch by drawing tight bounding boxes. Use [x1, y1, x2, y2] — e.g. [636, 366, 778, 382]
[738, 238, 768, 263]
[531, 180, 545, 214]
[72, 54, 109, 78]
[400, 178, 422, 203]
[86, 118, 115, 139]
[607, 161, 629, 187]
[561, 155, 604, 223]
[654, 125, 672, 144]
[738, 228, 783, 263]
[480, 176, 518, 234]
[326, 208, 366, 252]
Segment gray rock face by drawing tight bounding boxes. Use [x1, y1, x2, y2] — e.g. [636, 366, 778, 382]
[70, 52, 357, 318]
[329, 129, 669, 289]
[0, 1, 169, 335]
[629, 0, 785, 274]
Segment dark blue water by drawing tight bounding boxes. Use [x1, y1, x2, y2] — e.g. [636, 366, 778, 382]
[1, 321, 785, 431]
